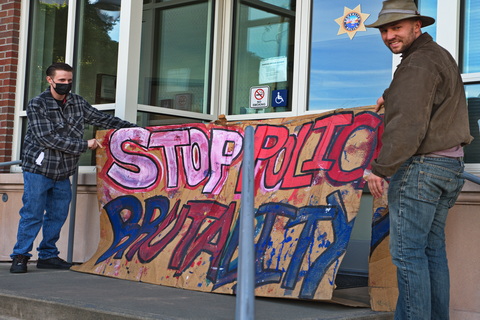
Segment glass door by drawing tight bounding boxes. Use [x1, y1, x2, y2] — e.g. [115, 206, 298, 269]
[229, 0, 296, 115]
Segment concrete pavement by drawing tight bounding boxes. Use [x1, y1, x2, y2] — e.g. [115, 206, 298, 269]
[0, 263, 393, 320]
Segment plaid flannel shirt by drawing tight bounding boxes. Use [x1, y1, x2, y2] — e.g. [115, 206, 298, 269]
[22, 88, 136, 181]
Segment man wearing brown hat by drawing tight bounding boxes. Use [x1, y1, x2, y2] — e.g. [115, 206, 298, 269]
[364, 0, 472, 319]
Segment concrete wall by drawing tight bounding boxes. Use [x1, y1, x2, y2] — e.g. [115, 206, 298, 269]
[446, 180, 480, 320]
[0, 173, 100, 262]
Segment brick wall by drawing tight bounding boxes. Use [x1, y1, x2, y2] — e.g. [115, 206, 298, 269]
[0, 0, 21, 172]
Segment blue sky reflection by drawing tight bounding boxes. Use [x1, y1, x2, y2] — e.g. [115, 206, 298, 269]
[309, 1, 391, 111]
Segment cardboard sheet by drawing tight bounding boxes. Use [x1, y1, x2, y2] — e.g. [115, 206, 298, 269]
[368, 186, 398, 311]
[73, 106, 385, 302]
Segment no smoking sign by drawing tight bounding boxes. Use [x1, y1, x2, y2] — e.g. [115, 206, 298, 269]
[250, 86, 270, 109]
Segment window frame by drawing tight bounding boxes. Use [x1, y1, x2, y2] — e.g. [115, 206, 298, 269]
[436, 0, 480, 173]
[137, 0, 217, 123]
[12, 0, 126, 174]
[222, 0, 311, 121]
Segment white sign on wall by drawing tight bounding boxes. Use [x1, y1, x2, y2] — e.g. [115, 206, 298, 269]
[250, 86, 270, 109]
[259, 56, 287, 84]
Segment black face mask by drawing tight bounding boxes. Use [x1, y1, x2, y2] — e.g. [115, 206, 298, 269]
[52, 81, 72, 95]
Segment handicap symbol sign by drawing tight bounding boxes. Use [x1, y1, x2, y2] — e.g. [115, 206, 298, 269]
[272, 89, 288, 107]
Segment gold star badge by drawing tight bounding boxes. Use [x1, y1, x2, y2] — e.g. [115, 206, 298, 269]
[334, 5, 370, 40]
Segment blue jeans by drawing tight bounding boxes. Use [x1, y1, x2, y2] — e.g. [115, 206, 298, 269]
[11, 171, 72, 259]
[388, 156, 464, 320]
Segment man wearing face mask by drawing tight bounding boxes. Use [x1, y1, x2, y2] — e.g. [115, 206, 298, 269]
[10, 63, 137, 273]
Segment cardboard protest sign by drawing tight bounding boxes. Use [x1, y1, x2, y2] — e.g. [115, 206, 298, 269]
[73, 106, 383, 301]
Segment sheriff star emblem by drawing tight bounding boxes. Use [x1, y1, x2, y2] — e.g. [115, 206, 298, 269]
[334, 5, 370, 40]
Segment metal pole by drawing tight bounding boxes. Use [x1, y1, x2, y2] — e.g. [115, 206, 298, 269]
[67, 167, 79, 263]
[0, 160, 21, 166]
[462, 171, 480, 185]
[235, 126, 255, 320]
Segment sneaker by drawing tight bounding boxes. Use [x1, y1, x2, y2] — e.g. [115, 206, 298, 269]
[10, 254, 29, 273]
[37, 257, 73, 270]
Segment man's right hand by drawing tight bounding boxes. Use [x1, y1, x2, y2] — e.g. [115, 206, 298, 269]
[87, 138, 103, 150]
[374, 96, 385, 113]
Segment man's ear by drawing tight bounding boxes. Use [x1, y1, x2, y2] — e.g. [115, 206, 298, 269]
[414, 19, 422, 32]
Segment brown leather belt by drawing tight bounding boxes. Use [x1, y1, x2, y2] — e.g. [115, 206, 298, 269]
[422, 154, 463, 161]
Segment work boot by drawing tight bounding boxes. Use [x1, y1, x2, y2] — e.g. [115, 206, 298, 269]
[37, 257, 73, 270]
[10, 254, 29, 273]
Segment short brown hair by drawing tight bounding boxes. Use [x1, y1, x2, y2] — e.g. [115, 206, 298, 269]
[46, 63, 73, 77]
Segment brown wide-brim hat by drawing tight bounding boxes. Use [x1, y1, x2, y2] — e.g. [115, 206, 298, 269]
[366, 0, 435, 28]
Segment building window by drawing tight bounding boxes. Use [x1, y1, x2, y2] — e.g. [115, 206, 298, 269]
[229, 0, 295, 115]
[416, 0, 437, 40]
[138, 0, 213, 120]
[307, 1, 391, 111]
[74, 0, 121, 104]
[24, 0, 69, 106]
[461, 0, 479, 74]
[137, 111, 204, 127]
[465, 84, 480, 163]
[20, 0, 123, 167]
[461, 0, 480, 165]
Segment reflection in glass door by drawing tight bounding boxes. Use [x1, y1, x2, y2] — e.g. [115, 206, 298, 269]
[24, 0, 69, 105]
[461, 0, 480, 164]
[461, 0, 480, 74]
[75, 0, 122, 104]
[464, 84, 480, 163]
[308, 1, 391, 111]
[138, 0, 213, 116]
[416, 0, 437, 40]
